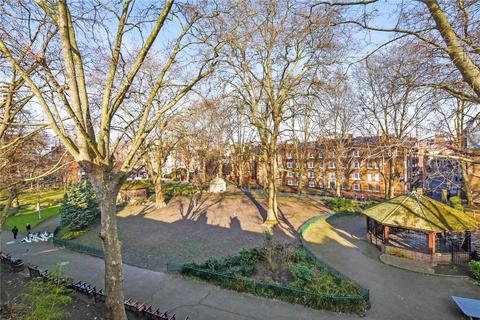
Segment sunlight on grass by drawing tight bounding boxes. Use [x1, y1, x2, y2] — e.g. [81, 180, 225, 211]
[5, 206, 61, 230]
[303, 216, 357, 248]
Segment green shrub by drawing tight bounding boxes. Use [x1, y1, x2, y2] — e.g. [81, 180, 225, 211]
[59, 181, 100, 231]
[20, 266, 72, 320]
[291, 263, 313, 287]
[469, 260, 480, 280]
[121, 179, 152, 190]
[449, 196, 464, 212]
[323, 198, 355, 212]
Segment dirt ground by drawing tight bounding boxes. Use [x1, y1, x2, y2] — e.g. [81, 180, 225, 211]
[0, 264, 107, 320]
[73, 190, 329, 271]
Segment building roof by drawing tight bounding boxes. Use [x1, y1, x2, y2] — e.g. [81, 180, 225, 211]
[362, 192, 477, 233]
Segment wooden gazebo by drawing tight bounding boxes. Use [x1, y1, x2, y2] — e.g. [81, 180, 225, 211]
[363, 191, 477, 263]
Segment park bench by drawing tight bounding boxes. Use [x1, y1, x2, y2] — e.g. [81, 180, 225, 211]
[142, 306, 183, 320]
[24, 264, 188, 319]
[0, 252, 24, 272]
[124, 298, 146, 314]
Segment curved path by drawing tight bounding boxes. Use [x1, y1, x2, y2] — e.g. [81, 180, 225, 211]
[302, 214, 480, 320]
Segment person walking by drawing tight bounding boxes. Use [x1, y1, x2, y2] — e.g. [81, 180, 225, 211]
[26, 223, 31, 234]
[12, 226, 18, 239]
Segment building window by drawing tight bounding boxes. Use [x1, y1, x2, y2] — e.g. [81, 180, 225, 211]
[342, 183, 347, 190]
[308, 172, 314, 178]
[319, 183, 324, 189]
[287, 172, 293, 178]
[353, 183, 360, 191]
[286, 162, 293, 168]
[368, 185, 373, 192]
[367, 174, 372, 181]
[319, 162, 323, 168]
[367, 162, 373, 169]
[376, 185, 380, 192]
[319, 173, 324, 178]
[308, 181, 315, 188]
[352, 173, 360, 180]
[352, 150, 360, 157]
[287, 180, 293, 186]
[308, 161, 314, 168]
[352, 162, 360, 169]
[319, 153, 323, 159]
[328, 172, 336, 180]
[375, 174, 380, 182]
[309, 153, 315, 159]
[331, 152, 335, 158]
[328, 162, 335, 169]
[287, 153, 292, 159]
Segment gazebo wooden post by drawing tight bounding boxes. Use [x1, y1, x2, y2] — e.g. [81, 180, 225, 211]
[428, 232, 435, 254]
[384, 225, 389, 244]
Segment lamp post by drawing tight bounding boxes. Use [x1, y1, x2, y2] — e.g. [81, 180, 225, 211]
[36, 179, 41, 220]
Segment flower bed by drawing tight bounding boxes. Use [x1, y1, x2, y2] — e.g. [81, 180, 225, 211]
[171, 235, 368, 313]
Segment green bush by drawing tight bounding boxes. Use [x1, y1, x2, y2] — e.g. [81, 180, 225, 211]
[469, 260, 480, 280]
[20, 266, 72, 320]
[121, 179, 152, 190]
[449, 196, 464, 212]
[179, 243, 368, 314]
[59, 181, 100, 231]
[323, 198, 355, 212]
[291, 263, 313, 286]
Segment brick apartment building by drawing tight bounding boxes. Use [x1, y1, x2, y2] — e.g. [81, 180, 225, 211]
[233, 136, 422, 199]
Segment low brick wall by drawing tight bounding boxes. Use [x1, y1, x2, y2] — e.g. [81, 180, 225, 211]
[383, 245, 450, 264]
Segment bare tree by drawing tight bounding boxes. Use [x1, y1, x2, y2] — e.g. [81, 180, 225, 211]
[0, 1, 220, 318]
[355, 44, 433, 198]
[315, 74, 357, 197]
[219, 0, 343, 225]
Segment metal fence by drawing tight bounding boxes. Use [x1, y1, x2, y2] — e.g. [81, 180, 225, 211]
[167, 215, 370, 313]
[167, 261, 367, 313]
[52, 226, 104, 258]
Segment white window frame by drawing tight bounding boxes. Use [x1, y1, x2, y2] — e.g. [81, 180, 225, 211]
[308, 172, 314, 179]
[328, 162, 335, 169]
[352, 150, 360, 157]
[287, 172, 293, 178]
[308, 181, 315, 188]
[375, 185, 380, 192]
[352, 162, 360, 169]
[286, 162, 293, 168]
[287, 180, 293, 186]
[375, 174, 380, 182]
[367, 174, 372, 181]
[368, 185, 373, 192]
[353, 183, 360, 191]
[352, 173, 360, 180]
[286, 153, 292, 159]
[308, 161, 314, 169]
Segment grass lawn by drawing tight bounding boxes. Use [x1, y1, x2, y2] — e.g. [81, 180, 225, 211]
[0, 189, 64, 211]
[4, 206, 60, 231]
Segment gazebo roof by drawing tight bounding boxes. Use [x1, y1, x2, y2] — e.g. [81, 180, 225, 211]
[362, 192, 477, 233]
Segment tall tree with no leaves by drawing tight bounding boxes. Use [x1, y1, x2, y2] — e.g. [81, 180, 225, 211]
[220, 0, 344, 224]
[0, 1, 219, 318]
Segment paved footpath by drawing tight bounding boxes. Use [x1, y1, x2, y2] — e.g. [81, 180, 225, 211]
[1, 222, 358, 320]
[302, 214, 480, 320]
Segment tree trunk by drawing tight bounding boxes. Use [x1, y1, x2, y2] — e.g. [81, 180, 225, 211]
[154, 178, 166, 209]
[264, 151, 278, 225]
[0, 189, 16, 234]
[217, 158, 223, 178]
[88, 173, 127, 320]
[238, 161, 244, 188]
[461, 160, 473, 206]
[388, 163, 395, 199]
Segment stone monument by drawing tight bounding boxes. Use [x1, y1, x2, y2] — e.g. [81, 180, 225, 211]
[209, 177, 226, 193]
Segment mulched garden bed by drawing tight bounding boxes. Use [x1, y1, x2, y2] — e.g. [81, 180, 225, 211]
[178, 235, 368, 314]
